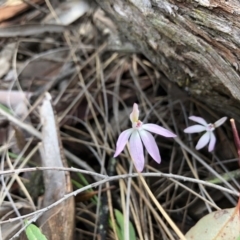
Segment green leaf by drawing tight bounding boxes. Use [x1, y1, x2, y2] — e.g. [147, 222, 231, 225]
[0, 103, 12, 114]
[25, 222, 48, 240]
[72, 174, 98, 204]
[110, 209, 136, 240]
[71, 179, 84, 189]
[77, 172, 89, 186]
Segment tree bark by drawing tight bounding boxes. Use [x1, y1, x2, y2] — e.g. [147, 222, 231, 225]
[95, 0, 240, 119]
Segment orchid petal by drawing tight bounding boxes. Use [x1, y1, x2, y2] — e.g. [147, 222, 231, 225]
[214, 117, 227, 128]
[114, 128, 133, 157]
[139, 130, 161, 163]
[130, 103, 139, 123]
[129, 130, 145, 172]
[184, 125, 206, 133]
[142, 124, 176, 138]
[189, 116, 208, 126]
[195, 131, 210, 150]
[208, 132, 216, 152]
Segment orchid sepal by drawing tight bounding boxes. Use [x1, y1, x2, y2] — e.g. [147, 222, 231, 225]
[114, 103, 176, 172]
[184, 115, 227, 152]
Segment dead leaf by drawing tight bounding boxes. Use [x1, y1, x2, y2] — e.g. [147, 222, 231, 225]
[0, 42, 16, 78]
[19, 49, 69, 92]
[0, 90, 31, 108]
[0, 0, 44, 23]
[185, 207, 240, 240]
[38, 93, 74, 240]
[43, 0, 92, 26]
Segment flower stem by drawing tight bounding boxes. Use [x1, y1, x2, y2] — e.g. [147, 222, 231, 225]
[125, 162, 133, 240]
[230, 119, 240, 167]
[126, 144, 186, 239]
[137, 173, 187, 240]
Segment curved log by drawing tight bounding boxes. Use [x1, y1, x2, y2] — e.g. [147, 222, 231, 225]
[95, 0, 240, 119]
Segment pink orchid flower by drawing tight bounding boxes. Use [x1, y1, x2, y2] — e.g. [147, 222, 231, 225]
[184, 116, 227, 152]
[114, 103, 177, 172]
